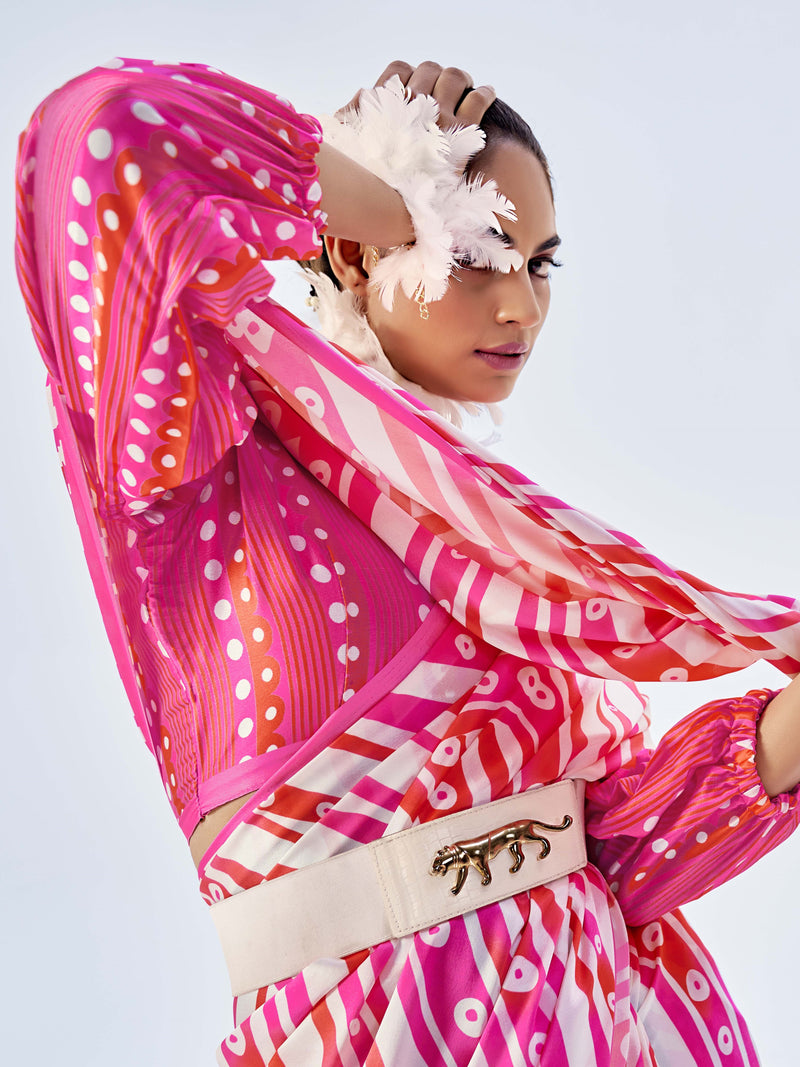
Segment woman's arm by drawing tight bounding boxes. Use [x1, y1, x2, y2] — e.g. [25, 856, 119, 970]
[317, 142, 412, 246]
[755, 673, 800, 795]
[14, 60, 417, 514]
[586, 687, 800, 927]
[319, 60, 496, 245]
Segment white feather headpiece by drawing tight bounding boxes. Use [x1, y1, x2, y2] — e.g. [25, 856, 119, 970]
[318, 75, 523, 309]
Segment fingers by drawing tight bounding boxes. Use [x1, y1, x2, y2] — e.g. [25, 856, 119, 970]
[431, 67, 474, 123]
[453, 84, 496, 127]
[373, 60, 415, 89]
[406, 61, 451, 98]
[335, 62, 413, 121]
[363, 61, 495, 129]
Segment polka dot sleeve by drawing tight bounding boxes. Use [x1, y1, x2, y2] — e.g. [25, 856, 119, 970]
[585, 689, 800, 926]
[16, 58, 326, 514]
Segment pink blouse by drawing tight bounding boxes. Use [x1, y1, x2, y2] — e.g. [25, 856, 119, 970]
[16, 58, 433, 837]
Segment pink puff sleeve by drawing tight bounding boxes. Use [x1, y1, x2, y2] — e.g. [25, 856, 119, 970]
[585, 689, 800, 926]
[15, 58, 326, 514]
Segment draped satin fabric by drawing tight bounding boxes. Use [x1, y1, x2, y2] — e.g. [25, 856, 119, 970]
[16, 59, 800, 1064]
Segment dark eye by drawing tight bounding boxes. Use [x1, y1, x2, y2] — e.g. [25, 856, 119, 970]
[529, 257, 563, 279]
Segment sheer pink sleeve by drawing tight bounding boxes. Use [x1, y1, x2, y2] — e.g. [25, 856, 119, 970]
[586, 688, 799, 926]
[16, 58, 326, 514]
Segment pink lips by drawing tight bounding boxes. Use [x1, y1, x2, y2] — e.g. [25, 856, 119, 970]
[473, 342, 529, 369]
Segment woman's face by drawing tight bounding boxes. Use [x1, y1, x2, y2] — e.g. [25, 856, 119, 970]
[365, 139, 558, 404]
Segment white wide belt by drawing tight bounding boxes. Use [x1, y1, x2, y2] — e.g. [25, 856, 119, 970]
[211, 779, 586, 996]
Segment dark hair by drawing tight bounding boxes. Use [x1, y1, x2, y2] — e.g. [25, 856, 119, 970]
[305, 96, 551, 290]
[475, 97, 552, 195]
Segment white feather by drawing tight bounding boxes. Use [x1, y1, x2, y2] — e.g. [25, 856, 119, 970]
[316, 75, 518, 310]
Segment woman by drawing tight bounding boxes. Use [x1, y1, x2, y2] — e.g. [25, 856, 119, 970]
[15, 57, 800, 1064]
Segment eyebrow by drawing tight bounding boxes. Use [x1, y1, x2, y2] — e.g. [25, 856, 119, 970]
[493, 230, 562, 254]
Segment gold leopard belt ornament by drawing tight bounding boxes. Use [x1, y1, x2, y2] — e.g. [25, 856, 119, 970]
[211, 781, 586, 997]
[430, 815, 574, 896]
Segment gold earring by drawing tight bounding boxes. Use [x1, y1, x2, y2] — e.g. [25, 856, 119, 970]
[412, 281, 429, 321]
[366, 245, 380, 270]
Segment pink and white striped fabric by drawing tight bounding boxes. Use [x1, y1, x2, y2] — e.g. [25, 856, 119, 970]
[200, 615, 789, 1065]
[16, 59, 800, 1064]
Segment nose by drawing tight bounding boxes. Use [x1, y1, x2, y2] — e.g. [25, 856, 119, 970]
[494, 269, 545, 329]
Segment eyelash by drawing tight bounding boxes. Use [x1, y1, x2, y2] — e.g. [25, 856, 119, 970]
[530, 257, 563, 279]
[454, 254, 563, 278]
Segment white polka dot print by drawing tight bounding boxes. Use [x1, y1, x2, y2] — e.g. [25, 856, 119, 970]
[71, 176, 91, 205]
[87, 128, 113, 160]
[123, 162, 142, 185]
[68, 260, 89, 281]
[131, 100, 165, 125]
[214, 599, 232, 620]
[67, 221, 88, 245]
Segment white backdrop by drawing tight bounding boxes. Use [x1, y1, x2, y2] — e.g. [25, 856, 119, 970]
[3, 2, 799, 1063]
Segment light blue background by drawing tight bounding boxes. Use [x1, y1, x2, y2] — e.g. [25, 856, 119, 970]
[4, 2, 799, 1063]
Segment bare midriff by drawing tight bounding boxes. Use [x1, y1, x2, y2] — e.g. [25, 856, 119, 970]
[189, 790, 258, 868]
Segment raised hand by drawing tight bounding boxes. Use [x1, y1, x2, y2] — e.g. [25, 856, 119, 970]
[340, 61, 496, 130]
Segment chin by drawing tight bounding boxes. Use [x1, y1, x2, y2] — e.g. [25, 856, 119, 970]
[464, 382, 519, 405]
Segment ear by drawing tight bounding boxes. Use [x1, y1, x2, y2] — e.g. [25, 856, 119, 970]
[324, 236, 371, 295]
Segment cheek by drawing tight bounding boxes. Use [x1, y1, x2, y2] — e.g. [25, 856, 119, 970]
[367, 295, 422, 357]
[368, 288, 467, 365]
